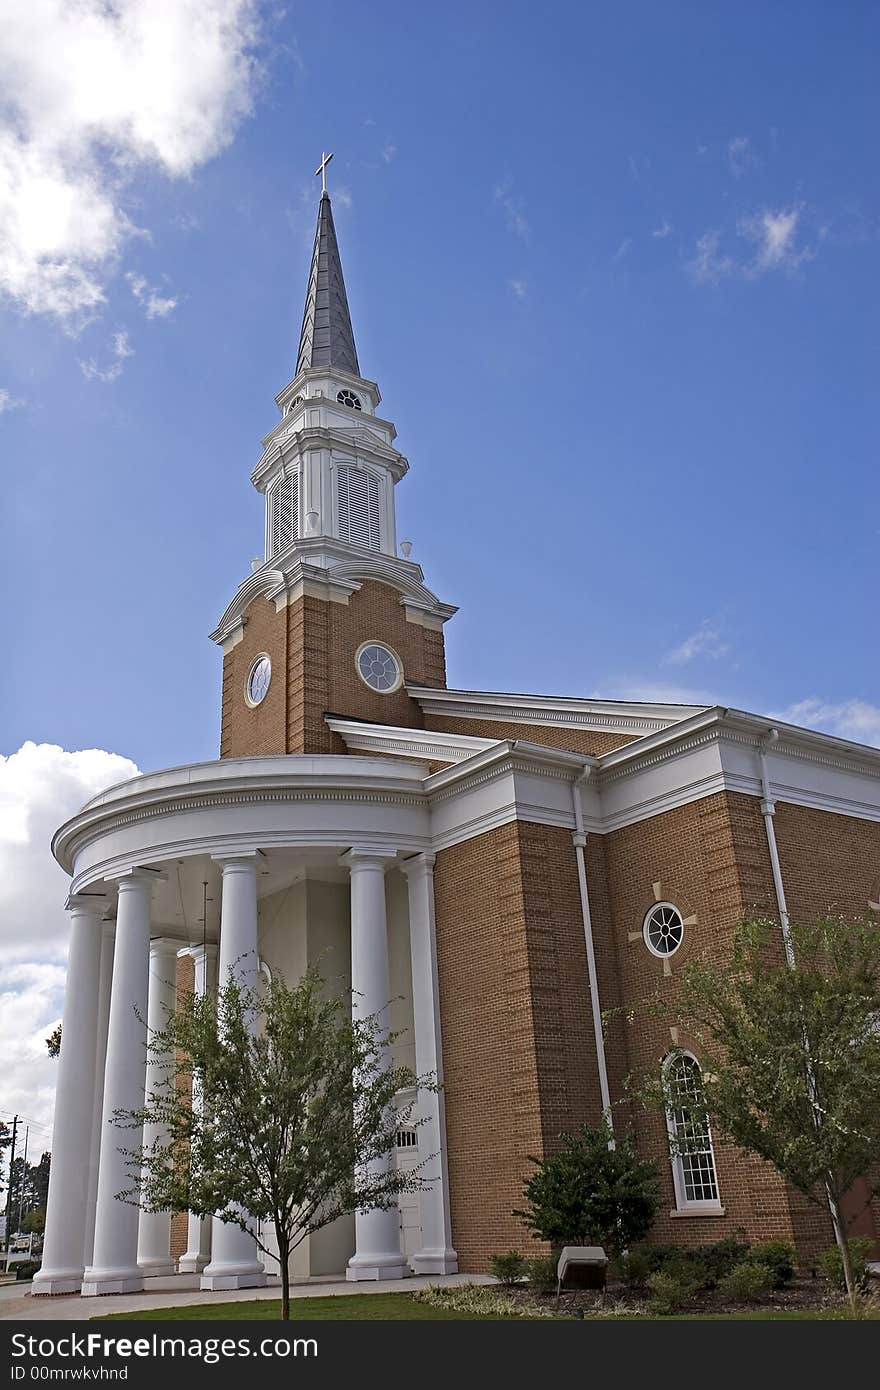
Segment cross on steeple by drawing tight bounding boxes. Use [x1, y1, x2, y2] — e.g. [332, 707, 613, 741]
[315, 151, 333, 195]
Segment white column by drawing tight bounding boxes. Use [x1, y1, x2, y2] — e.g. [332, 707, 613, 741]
[400, 853, 458, 1275]
[178, 943, 217, 1274]
[343, 848, 408, 1282]
[32, 894, 105, 1295]
[82, 870, 158, 1296]
[200, 855, 266, 1290]
[83, 922, 115, 1268]
[136, 938, 179, 1276]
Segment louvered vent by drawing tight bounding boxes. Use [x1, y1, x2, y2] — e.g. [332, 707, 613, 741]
[337, 466, 381, 550]
[270, 472, 299, 556]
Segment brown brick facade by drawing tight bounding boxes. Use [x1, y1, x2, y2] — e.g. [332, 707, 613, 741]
[220, 579, 447, 757]
[424, 713, 639, 757]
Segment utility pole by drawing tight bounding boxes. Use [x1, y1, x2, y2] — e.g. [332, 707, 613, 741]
[3, 1115, 18, 1259]
[16, 1126, 29, 1239]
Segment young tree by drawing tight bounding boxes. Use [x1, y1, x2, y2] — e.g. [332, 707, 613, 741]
[514, 1123, 661, 1255]
[640, 915, 880, 1309]
[118, 969, 433, 1321]
[45, 1025, 62, 1058]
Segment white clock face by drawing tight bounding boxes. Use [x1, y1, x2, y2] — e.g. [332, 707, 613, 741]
[246, 654, 271, 706]
[356, 642, 402, 693]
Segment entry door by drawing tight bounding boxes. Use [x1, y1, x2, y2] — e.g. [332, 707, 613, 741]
[395, 1129, 422, 1264]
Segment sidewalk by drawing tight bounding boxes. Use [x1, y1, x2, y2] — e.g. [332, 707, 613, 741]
[0, 1272, 490, 1322]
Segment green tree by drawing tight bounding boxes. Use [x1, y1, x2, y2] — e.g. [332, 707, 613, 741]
[514, 1123, 661, 1255]
[0, 1122, 11, 1202]
[640, 915, 880, 1309]
[21, 1207, 45, 1237]
[118, 968, 432, 1321]
[45, 1025, 62, 1058]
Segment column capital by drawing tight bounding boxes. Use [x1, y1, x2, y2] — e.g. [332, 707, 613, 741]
[178, 942, 218, 963]
[399, 852, 436, 879]
[340, 846, 398, 872]
[65, 892, 107, 917]
[149, 935, 184, 959]
[112, 867, 167, 891]
[211, 851, 260, 873]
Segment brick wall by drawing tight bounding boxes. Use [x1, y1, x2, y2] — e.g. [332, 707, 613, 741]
[220, 579, 446, 757]
[424, 713, 639, 757]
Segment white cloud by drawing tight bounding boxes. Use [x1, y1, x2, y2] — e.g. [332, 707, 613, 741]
[493, 178, 530, 242]
[593, 681, 715, 707]
[126, 271, 177, 319]
[382, 143, 397, 163]
[739, 206, 812, 275]
[663, 620, 731, 667]
[508, 278, 528, 300]
[689, 208, 813, 284]
[0, 388, 23, 414]
[652, 221, 673, 239]
[0, 742, 139, 1133]
[613, 237, 633, 262]
[78, 328, 134, 383]
[0, 1, 262, 325]
[772, 698, 880, 749]
[333, 187, 353, 210]
[728, 134, 753, 177]
[688, 230, 735, 284]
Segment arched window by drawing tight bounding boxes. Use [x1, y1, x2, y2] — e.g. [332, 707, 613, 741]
[269, 472, 299, 556]
[664, 1052, 721, 1210]
[336, 464, 381, 550]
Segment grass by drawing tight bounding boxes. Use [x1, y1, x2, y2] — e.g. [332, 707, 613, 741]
[98, 1293, 515, 1321]
[98, 1293, 879, 1322]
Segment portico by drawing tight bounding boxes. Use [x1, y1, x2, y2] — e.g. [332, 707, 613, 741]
[33, 754, 458, 1296]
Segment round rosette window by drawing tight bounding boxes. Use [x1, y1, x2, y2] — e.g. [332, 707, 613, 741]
[643, 902, 685, 957]
[245, 654, 272, 707]
[356, 642, 402, 694]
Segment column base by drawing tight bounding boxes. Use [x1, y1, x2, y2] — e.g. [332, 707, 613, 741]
[410, 1248, 459, 1276]
[346, 1254, 409, 1282]
[31, 1269, 84, 1296]
[178, 1253, 209, 1274]
[137, 1258, 177, 1278]
[81, 1267, 144, 1297]
[200, 1260, 266, 1291]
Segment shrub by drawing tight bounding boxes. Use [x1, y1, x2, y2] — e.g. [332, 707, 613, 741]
[818, 1237, 874, 1293]
[699, 1235, 752, 1288]
[14, 1261, 41, 1282]
[611, 1248, 652, 1290]
[413, 1283, 528, 1317]
[750, 1241, 796, 1289]
[647, 1269, 696, 1316]
[515, 1123, 661, 1256]
[718, 1260, 773, 1301]
[526, 1255, 558, 1295]
[489, 1251, 527, 1286]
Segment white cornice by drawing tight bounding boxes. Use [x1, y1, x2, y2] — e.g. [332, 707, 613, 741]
[253, 423, 407, 491]
[408, 686, 701, 734]
[326, 717, 494, 765]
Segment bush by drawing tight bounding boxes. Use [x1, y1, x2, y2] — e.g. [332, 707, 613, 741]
[818, 1237, 874, 1292]
[750, 1241, 796, 1289]
[718, 1260, 773, 1301]
[526, 1256, 558, 1295]
[699, 1235, 752, 1288]
[640, 1236, 751, 1291]
[515, 1123, 661, 1256]
[611, 1248, 652, 1290]
[413, 1283, 528, 1317]
[14, 1261, 41, 1282]
[489, 1251, 527, 1286]
[647, 1269, 696, 1316]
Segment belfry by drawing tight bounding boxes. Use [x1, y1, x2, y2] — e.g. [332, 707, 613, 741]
[33, 171, 880, 1297]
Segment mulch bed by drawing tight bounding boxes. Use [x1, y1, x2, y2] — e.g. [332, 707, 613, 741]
[506, 1276, 850, 1317]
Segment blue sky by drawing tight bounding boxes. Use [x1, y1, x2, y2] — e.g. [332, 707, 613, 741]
[0, 0, 878, 1143]
[2, 1, 878, 778]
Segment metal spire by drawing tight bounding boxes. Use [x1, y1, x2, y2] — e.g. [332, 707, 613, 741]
[294, 158, 360, 378]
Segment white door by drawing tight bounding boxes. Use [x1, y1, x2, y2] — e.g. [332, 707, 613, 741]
[395, 1129, 422, 1265]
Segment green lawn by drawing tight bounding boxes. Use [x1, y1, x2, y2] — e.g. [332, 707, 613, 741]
[99, 1293, 514, 1321]
[98, 1293, 878, 1322]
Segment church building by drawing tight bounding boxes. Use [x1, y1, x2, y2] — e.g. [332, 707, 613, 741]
[34, 179, 880, 1297]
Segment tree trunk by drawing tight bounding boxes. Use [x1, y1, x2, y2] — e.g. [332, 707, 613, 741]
[278, 1232, 290, 1322]
[825, 1176, 858, 1313]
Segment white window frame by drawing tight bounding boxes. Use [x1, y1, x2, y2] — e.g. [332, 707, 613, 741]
[266, 468, 301, 558]
[335, 460, 383, 552]
[664, 1050, 723, 1214]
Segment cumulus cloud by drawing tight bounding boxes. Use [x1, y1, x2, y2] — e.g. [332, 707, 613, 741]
[613, 237, 633, 262]
[125, 271, 177, 320]
[78, 328, 134, 383]
[0, 388, 23, 414]
[663, 620, 731, 667]
[493, 178, 530, 242]
[508, 277, 528, 300]
[0, 0, 262, 325]
[382, 143, 397, 163]
[0, 742, 139, 1133]
[688, 230, 736, 284]
[652, 221, 673, 239]
[772, 698, 880, 749]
